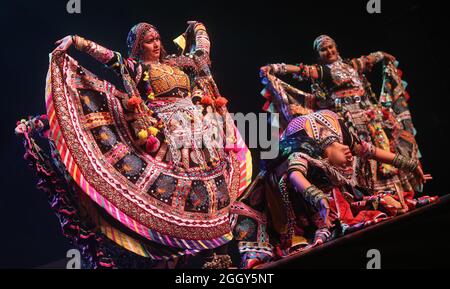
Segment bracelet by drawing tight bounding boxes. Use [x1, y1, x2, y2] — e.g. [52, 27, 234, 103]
[72, 35, 91, 52]
[271, 63, 287, 75]
[72, 34, 82, 50]
[392, 154, 418, 172]
[292, 63, 307, 81]
[302, 185, 327, 209]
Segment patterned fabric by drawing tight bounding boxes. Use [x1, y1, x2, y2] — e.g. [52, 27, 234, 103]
[17, 119, 213, 268]
[283, 110, 343, 145]
[326, 59, 364, 89]
[260, 74, 314, 131]
[38, 23, 252, 260]
[46, 52, 241, 251]
[262, 55, 422, 195]
[230, 107, 438, 267]
[230, 198, 274, 268]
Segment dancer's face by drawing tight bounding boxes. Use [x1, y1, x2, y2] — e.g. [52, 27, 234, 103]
[318, 42, 339, 64]
[324, 142, 353, 169]
[141, 30, 161, 62]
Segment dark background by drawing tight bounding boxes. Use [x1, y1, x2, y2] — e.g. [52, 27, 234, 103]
[0, 0, 448, 268]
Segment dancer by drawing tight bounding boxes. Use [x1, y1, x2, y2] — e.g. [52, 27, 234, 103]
[15, 21, 252, 268]
[232, 110, 435, 268]
[260, 35, 421, 199]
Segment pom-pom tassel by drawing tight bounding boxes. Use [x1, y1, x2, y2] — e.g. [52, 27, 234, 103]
[146, 135, 160, 153]
[214, 96, 228, 108]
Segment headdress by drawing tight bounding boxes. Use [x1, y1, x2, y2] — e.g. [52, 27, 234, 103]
[313, 35, 336, 52]
[284, 110, 343, 151]
[127, 23, 160, 59]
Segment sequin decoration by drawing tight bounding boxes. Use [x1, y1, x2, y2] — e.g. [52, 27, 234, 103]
[92, 125, 119, 153]
[114, 153, 146, 184]
[147, 174, 176, 205]
[215, 176, 230, 210]
[185, 180, 210, 213]
[79, 89, 109, 114]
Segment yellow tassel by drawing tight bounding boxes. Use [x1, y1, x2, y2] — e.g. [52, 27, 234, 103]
[148, 126, 159, 136]
[143, 71, 149, 81]
[137, 129, 148, 140]
[147, 92, 155, 100]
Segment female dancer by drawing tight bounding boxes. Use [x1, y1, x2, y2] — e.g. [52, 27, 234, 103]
[15, 21, 251, 268]
[260, 35, 422, 208]
[231, 110, 435, 268]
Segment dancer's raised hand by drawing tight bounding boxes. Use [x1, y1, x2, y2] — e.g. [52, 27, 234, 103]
[53, 35, 73, 53]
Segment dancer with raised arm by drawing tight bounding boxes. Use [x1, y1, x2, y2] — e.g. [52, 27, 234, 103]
[15, 21, 252, 268]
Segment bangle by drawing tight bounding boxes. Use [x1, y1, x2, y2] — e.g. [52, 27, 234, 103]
[72, 35, 89, 52]
[271, 63, 287, 75]
[302, 185, 327, 209]
[392, 154, 418, 172]
[72, 34, 81, 50]
[293, 63, 306, 81]
[280, 63, 287, 75]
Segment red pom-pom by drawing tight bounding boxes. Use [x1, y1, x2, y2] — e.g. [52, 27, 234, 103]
[200, 96, 213, 106]
[145, 136, 160, 153]
[214, 96, 228, 107]
[127, 96, 142, 110]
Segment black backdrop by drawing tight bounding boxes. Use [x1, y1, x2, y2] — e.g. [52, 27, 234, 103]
[0, 0, 448, 268]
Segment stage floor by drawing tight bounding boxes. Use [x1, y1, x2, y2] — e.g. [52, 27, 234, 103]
[38, 195, 450, 269]
[258, 194, 450, 269]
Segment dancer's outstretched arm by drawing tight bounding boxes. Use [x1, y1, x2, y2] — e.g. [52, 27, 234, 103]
[350, 51, 396, 73]
[289, 170, 331, 228]
[53, 35, 116, 64]
[260, 63, 320, 80]
[354, 140, 432, 185]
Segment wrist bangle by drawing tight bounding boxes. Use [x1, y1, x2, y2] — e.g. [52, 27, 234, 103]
[271, 63, 287, 75]
[280, 63, 287, 75]
[302, 185, 326, 209]
[392, 154, 418, 172]
[72, 35, 80, 50]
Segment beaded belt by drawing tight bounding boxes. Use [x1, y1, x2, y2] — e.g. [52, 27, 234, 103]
[335, 95, 363, 106]
[154, 96, 185, 101]
[333, 93, 369, 110]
